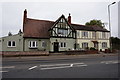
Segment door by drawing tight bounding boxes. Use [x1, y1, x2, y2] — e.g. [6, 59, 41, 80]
[54, 42, 59, 52]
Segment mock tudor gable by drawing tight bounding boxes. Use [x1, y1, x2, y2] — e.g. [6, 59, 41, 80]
[49, 15, 76, 38]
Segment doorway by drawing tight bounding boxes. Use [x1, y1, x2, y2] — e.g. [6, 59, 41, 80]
[53, 42, 59, 52]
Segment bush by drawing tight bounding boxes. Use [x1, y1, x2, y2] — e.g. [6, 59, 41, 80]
[90, 47, 96, 50]
[85, 47, 89, 50]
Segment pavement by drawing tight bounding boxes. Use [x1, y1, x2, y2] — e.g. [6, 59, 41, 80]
[2, 53, 118, 61]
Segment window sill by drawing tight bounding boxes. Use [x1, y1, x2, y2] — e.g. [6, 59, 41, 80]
[29, 47, 38, 49]
[7, 46, 16, 48]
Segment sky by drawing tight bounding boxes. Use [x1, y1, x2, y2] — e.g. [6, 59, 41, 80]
[118, 1, 120, 38]
[0, 0, 119, 37]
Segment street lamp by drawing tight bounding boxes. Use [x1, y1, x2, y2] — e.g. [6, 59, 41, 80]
[108, 2, 116, 52]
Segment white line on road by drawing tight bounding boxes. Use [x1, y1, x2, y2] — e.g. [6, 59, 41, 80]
[40, 63, 70, 67]
[28, 66, 37, 70]
[40, 62, 87, 70]
[0, 71, 8, 73]
[40, 66, 72, 70]
[40, 63, 84, 67]
[101, 61, 118, 64]
[0, 66, 15, 69]
[73, 63, 84, 65]
[74, 64, 88, 67]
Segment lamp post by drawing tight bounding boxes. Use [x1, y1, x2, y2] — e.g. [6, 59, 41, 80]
[108, 2, 116, 52]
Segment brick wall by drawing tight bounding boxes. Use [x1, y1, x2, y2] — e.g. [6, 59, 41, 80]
[0, 51, 49, 57]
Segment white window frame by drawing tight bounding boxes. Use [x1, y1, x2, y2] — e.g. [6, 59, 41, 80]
[102, 32, 106, 39]
[7, 41, 16, 47]
[29, 41, 37, 48]
[82, 42, 88, 49]
[92, 32, 96, 38]
[82, 31, 88, 37]
[102, 42, 107, 48]
[59, 42, 66, 48]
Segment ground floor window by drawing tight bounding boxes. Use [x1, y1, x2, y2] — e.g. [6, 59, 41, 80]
[8, 41, 16, 47]
[59, 42, 66, 48]
[82, 42, 88, 49]
[42, 41, 47, 48]
[102, 42, 107, 48]
[29, 41, 37, 48]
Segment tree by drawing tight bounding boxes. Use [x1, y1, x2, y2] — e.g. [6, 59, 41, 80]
[111, 37, 120, 50]
[85, 19, 104, 27]
[8, 32, 12, 36]
[18, 29, 22, 34]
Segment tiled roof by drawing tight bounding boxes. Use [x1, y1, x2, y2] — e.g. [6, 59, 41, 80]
[71, 24, 110, 32]
[23, 17, 109, 38]
[23, 18, 55, 38]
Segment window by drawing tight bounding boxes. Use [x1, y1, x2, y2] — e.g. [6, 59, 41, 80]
[92, 32, 96, 38]
[82, 31, 88, 37]
[102, 42, 107, 48]
[102, 32, 106, 39]
[12, 41, 15, 46]
[59, 42, 66, 48]
[42, 41, 47, 48]
[82, 43, 88, 49]
[58, 29, 68, 37]
[8, 41, 16, 47]
[29, 41, 37, 48]
[77, 31, 80, 38]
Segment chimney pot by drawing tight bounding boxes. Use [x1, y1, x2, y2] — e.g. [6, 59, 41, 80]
[68, 13, 71, 24]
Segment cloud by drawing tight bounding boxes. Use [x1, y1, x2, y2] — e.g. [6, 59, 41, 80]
[1, 2, 118, 37]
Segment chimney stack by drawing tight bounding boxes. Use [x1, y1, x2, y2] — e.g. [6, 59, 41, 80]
[68, 13, 71, 24]
[23, 9, 27, 24]
[23, 9, 27, 32]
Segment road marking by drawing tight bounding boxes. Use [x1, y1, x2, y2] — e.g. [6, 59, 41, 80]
[73, 63, 84, 65]
[41, 66, 72, 70]
[70, 64, 73, 67]
[74, 64, 88, 67]
[101, 61, 118, 64]
[0, 66, 15, 69]
[40, 62, 87, 70]
[40, 63, 84, 67]
[28, 66, 37, 70]
[0, 71, 8, 73]
[40, 63, 70, 67]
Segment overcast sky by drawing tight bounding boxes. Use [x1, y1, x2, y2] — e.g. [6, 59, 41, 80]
[0, 0, 119, 37]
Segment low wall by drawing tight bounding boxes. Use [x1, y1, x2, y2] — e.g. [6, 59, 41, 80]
[0, 51, 49, 57]
[64, 50, 98, 55]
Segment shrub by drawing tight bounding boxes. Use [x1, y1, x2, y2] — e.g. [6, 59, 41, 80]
[90, 47, 96, 50]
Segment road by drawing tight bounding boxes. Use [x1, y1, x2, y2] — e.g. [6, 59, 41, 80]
[1, 54, 119, 78]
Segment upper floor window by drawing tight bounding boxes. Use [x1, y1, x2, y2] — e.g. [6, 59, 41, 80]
[92, 32, 96, 37]
[102, 42, 107, 48]
[102, 32, 106, 38]
[82, 31, 88, 37]
[8, 41, 16, 47]
[29, 41, 37, 48]
[58, 29, 68, 37]
[77, 31, 80, 38]
[42, 41, 47, 48]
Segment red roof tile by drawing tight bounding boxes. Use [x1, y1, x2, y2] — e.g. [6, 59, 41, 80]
[23, 16, 109, 38]
[23, 18, 55, 38]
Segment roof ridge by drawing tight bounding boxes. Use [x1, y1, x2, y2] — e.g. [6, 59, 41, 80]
[27, 18, 55, 22]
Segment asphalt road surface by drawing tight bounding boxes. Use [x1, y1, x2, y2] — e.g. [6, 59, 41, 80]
[1, 54, 119, 78]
